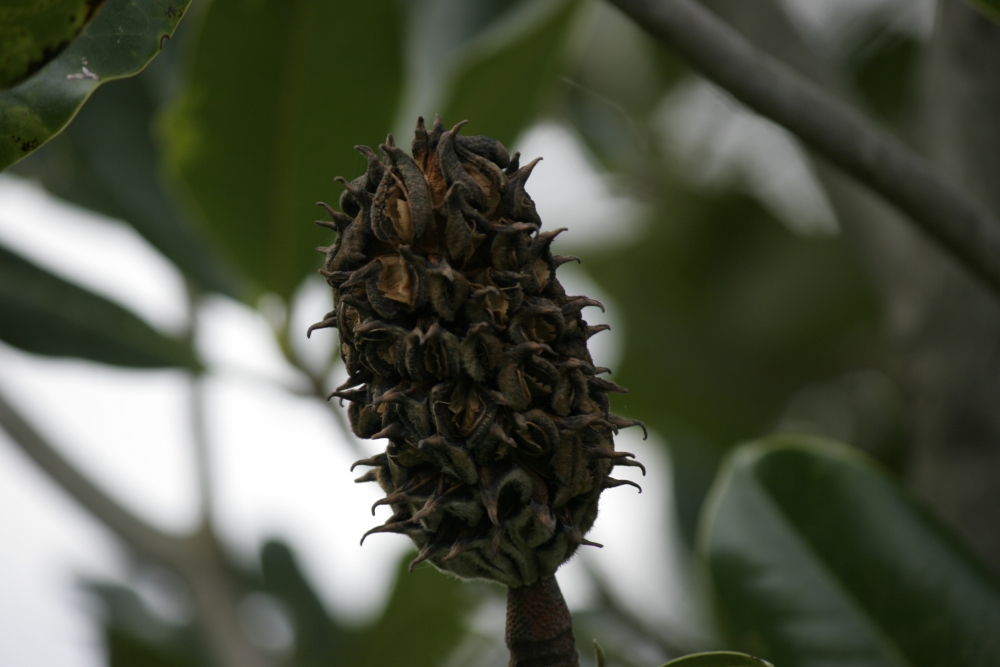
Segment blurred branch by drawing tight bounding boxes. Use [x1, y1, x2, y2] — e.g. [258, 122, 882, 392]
[606, 0, 1000, 298]
[0, 383, 277, 667]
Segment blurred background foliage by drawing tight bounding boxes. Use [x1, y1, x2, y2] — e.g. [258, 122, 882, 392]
[4, 0, 1000, 665]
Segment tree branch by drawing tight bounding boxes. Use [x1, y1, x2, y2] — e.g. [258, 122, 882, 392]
[0, 382, 277, 667]
[0, 384, 184, 562]
[606, 0, 1000, 297]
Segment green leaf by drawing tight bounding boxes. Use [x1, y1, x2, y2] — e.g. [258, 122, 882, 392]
[12, 69, 244, 297]
[661, 652, 773, 667]
[441, 0, 582, 148]
[0, 243, 198, 368]
[0, 0, 101, 90]
[963, 0, 1000, 24]
[350, 553, 476, 667]
[0, 0, 192, 170]
[699, 433, 1000, 667]
[161, 0, 404, 300]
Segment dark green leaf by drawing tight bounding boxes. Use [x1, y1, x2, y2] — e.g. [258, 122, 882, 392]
[699, 433, 1000, 666]
[350, 553, 476, 667]
[12, 67, 243, 297]
[260, 540, 347, 667]
[963, 0, 1000, 24]
[585, 190, 880, 541]
[0, 243, 198, 368]
[84, 581, 210, 667]
[441, 0, 582, 148]
[0, 0, 192, 170]
[0, 0, 101, 90]
[161, 0, 404, 299]
[661, 652, 773, 667]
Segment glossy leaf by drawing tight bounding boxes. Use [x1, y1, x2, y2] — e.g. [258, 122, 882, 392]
[441, 0, 581, 148]
[0, 0, 192, 170]
[162, 0, 404, 299]
[0, 0, 100, 90]
[11, 66, 243, 297]
[0, 243, 198, 368]
[662, 652, 773, 667]
[699, 433, 1000, 667]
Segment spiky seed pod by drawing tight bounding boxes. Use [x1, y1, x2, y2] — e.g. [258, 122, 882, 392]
[313, 116, 646, 589]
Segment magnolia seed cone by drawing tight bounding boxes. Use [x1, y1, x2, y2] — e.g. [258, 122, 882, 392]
[312, 116, 645, 588]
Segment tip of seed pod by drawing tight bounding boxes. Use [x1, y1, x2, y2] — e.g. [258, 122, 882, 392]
[385, 133, 396, 147]
[450, 120, 469, 135]
[415, 116, 426, 131]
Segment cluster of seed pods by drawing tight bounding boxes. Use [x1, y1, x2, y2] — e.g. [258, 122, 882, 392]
[311, 116, 645, 588]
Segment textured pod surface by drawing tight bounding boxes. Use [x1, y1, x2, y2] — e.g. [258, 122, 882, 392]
[314, 116, 645, 588]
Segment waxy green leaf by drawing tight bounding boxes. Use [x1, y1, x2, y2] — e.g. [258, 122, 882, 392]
[0, 0, 102, 90]
[661, 652, 773, 667]
[700, 434, 1000, 667]
[441, 0, 582, 148]
[0, 0, 192, 170]
[162, 0, 404, 300]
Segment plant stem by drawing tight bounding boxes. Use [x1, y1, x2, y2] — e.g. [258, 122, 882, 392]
[506, 576, 579, 667]
[606, 0, 1000, 298]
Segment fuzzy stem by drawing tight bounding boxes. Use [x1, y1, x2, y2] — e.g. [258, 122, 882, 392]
[506, 576, 579, 667]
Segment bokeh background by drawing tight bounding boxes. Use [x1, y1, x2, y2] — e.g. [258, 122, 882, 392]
[3, 0, 1000, 665]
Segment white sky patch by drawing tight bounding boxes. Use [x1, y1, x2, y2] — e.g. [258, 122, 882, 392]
[0, 427, 125, 667]
[0, 344, 201, 535]
[0, 175, 189, 335]
[513, 122, 645, 251]
[655, 78, 839, 238]
[205, 374, 409, 623]
[779, 0, 937, 50]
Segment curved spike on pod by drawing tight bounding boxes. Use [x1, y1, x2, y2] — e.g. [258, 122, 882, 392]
[378, 143, 434, 239]
[354, 469, 378, 484]
[360, 520, 414, 545]
[509, 158, 543, 226]
[436, 126, 487, 210]
[370, 422, 407, 440]
[586, 324, 611, 339]
[603, 477, 642, 493]
[316, 202, 353, 232]
[354, 145, 385, 190]
[553, 255, 581, 267]
[613, 457, 647, 475]
[330, 387, 367, 404]
[412, 116, 429, 161]
[530, 228, 568, 259]
[505, 151, 521, 175]
[605, 415, 648, 440]
[409, 543, 446, 572]
[563, 296, 606, 314]
[589, 376, 628, 394]
[350, 453, 387, 472]
[563, 522, 603, 548]
[306, 316, 336, 338]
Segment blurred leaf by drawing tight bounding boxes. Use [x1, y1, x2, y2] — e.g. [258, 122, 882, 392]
[585, 188, 880, 540]
[0, 243, 198, 368]
[162, 0, 404, 299]
[441, 0, 581, 148]
[0, 0, 192, 170]
[85, 581, 210, 667]
[844, 15, 919, 121]
[260, 540, 346, 666]
[661, 652, 772, 667]
[12, 66, 243, 297]
[0, 0, 101, 90]
[964, 0, 1000, 24]
[699, 433, 1000, 666]
[350, 553, 476, 667]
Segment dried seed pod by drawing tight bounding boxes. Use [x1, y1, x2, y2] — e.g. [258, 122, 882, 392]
[314, 117, 644, 588]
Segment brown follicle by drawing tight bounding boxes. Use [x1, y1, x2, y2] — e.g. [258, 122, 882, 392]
[314, 116, 644, 589]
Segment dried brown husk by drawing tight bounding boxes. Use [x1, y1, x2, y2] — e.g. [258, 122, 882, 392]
[314, 116, 645, 588]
